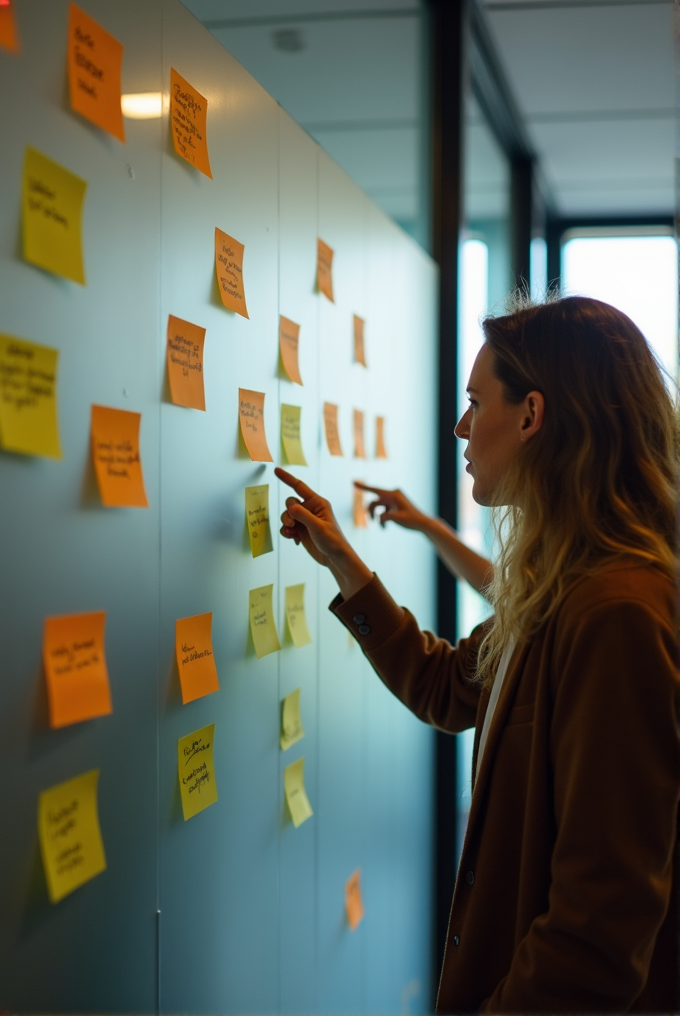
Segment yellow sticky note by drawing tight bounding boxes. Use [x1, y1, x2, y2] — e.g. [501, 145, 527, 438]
[280, 404, 307, 466]
[284, 757, 313, 828]
[178, 723, 218, 820]
[215, 228, 248, 318]
[249, 584, 281, 659]
[22, 147, 87, 285]
[280, 688, 304, 751]
[279, 316, 302, 385]
[245, 484, 273, 558]
[38, 769, 106, 904]
[323, 402, 343, 457]
[238, 388, 273, 462]
[376, 416, 388, 459]
[91, 404, 148, 508]
[170, 67, 212, 178]
[317, 239, 334, 302]
[353, 409, 366, 459]
[67, 4, 125, 142]
[0, 334, 62, 458]
[175, 613, 219, 705]
[0, 0, 20, 53]
[353, 315, 366, 367]
[43, 611, 112, 729]
[166, 315, 206, 411]
[285, 583, 312, 649]
[345, 869, 365, 930]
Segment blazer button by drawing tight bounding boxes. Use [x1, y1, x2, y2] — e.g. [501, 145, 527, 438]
[453, 935, 460, 946]
[358, 624, 371, 635]
[465, 870, 474, 885]
[353, 613, 366, 624]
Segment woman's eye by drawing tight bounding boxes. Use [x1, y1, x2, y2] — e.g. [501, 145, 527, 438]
[468, 399, 478, 410]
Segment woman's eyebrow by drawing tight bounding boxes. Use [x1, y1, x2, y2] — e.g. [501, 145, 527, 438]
[466, 386, 480, 394]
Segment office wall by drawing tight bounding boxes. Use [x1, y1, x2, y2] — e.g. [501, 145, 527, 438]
[0, 2, 439, 1013]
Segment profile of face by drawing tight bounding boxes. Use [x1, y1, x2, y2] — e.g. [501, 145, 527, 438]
[455, 344, 545, 506]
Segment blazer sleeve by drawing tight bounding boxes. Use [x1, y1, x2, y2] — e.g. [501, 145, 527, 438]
[330, 573, 483, 733]
[482, 594, 680, 1013]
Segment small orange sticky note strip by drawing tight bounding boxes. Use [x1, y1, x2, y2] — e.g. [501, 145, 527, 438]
[91, 404, 149, 508]
[215, 228, 248, 318]
[166, 315, 206, 411]
[67, 3, 125, 142]
[170, 68, 212, 178]
[323, 402, 343, 457]
[353, 485, 368, 528]
[175, 612, 219, 704]
[353, 409, 366, 459]
[43, 611, 112, 729]
[0, 0, 20, 52]
[279, 316, 302, 385]
[345, 869, 365, 930]
[317, 239, 334, 302]
[376, 416, 388, 459]
[353, 315, 366, 367]
[238, 388, 273, 462]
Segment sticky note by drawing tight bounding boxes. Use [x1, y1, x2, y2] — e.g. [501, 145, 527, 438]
[345, 869, 365, 930]
[0, 0, 20, 52]
[91, 404, 148, 508]
[285, 583, 312, 649]
[249, 584, 280, 659]
[215, 228, 248, 318]
[245, 484, 273, 558]
[317, 239, 334, 302]
[0, 334, 62, 459]
[238, 388, 273, 462]
[323, 402, 343, 457]
[38, 769, 106, 904]
[353, 485, 368, 528]
[178, 723, 218, 820]
[280, 404, 307, 466]
[67, 4, 124, 142]
[166, 315, 206, 411]
[279, 316, 302, 385]
[22, 147, 87, 285]
[353, 409, 366, 459]
[280, 688, 304, 751]
[170, 68, 212, 178]
[284, 757, 313, 828]
[353, 315, 366, 367]
[43, 611, 111, 729]
[376, 416, 388, 459]
[175, 613, 219, 705]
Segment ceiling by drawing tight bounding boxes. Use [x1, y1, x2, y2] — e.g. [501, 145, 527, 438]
[181, 0, 676, 241]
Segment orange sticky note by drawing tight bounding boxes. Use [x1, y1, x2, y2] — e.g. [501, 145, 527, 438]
[166, 315, 206, 411]
[353, 484, 368, 528]
[345, 869, 365, 930]
[0, 0, 20, 53]
[67, 4, 125, 142]
[353, 315, 366, 367]
[91, 404, 148, 508]
[170, 68, 212, 179]
[238, 388, 273, 462]
[323, 402, 343, 457]
[353, 409, 366, 459]
[175, 613, 219, 705]
[43, 611, 112, 729]
[215, 228, 248, 318]
[317, 239, 334, 302]
[376, 416, 388, 459]
[279, 316, 302, 385]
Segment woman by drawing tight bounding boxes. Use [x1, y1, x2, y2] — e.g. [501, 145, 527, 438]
[275, 296, 679, 1013]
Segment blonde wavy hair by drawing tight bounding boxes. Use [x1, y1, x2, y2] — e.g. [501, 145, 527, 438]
[475, 294, 679, 687]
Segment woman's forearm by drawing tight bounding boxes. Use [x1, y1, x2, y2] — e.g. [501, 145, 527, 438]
[420, 517, 493, 596]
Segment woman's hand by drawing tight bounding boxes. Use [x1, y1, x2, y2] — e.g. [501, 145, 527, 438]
[275, 468, 373, 599]
[354, 482, 429, 531]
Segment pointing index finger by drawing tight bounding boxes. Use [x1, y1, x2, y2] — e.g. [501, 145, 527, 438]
[354, 480, 385, 495]
[275, 466, 318, 501]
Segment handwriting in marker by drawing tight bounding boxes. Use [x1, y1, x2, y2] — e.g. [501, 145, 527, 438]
[175, 613, 220, 704]
[67, 5, 125, 141]
[177, 724, 218, 819]
[170, 68, 212, 178]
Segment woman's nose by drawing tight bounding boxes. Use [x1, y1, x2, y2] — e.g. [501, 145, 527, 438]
[454, 406, 471, 440]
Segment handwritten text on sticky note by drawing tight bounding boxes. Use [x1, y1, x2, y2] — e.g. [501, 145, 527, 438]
[91, 404, 148, 508]
[0, 334, 62, 459]
[238, 388, 273, 462]
[249, 584, 281, 659]
[68, 4, 125, 142]
[353, 409, 366, 459]
[23, 147, 87, 285]
[280, 688, 304, 751]
[245, 484, 273, 557]
[43, 611, 111, 729]
[178, 723, 218, 820]
[323, 402, 343, 457]
[175, 613, 219, 705]
[376, 416, 388, 459]
[353, 484, 368, 528]
[170, 67, 212, 178]
[284, 757, 313, 828]
[215, 228, 248, 318]
[285, 583, 313, 648]
[38, 769, 106, 903]
[166, 315, 206, 411]
[279, 316, 302, 385]
[281, 404, 307, 466]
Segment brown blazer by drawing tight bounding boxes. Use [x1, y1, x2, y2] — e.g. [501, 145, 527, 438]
[331, 561, 679, 1014]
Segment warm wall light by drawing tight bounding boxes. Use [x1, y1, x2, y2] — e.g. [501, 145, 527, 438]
[121, 92, 164, 119]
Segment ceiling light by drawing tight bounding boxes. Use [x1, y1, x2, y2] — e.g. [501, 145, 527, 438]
[121, 92, 164, 119]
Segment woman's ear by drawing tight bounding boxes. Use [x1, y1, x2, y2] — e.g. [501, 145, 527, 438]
[521, 391, 545, 440]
